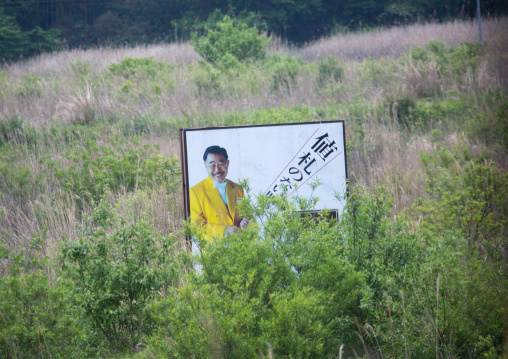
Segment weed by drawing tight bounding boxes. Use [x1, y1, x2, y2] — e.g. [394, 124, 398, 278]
[316, 54, 344, 89]
[16, 74, 44, 98]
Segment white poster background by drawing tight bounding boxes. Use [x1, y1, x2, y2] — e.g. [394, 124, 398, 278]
[184, 121, 347, 214]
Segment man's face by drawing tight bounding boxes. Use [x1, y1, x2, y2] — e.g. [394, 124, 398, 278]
[205, 153, 229, 183]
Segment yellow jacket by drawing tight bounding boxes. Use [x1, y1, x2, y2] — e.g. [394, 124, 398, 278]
[189, 177, 245, 240]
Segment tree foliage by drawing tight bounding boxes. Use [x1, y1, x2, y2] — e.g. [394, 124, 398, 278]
[192, 16, 270, 68]
[0, 8, 63, 63]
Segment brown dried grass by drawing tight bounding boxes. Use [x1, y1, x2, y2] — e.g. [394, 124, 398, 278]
[295, 17, 508, 61]
[1, 17, 505, 127]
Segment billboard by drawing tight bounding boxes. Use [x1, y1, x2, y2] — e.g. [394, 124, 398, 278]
[180, 121, 348, 232]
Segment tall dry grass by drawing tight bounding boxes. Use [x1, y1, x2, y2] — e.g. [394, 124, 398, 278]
[1, 17, 506, 127]
[295, 17, 508, 61]
[5, 42, 199, 78]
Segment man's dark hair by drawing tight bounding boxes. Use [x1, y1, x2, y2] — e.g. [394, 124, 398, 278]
[203, 145, 228, 162]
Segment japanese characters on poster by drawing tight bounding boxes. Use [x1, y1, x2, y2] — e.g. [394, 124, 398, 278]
[263, 130, 343, 200]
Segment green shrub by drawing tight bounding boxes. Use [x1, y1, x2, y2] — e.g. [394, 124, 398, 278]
[60, 201, 178, 352]
[447, 41, 487, 75]
[361, 57, 391, 85]
[107, 57, 174, 101]
[336, 179, 508, 358]
[408, 97, 464, 128]
[118, 79, 135, 93]
[402, 40, 488, 89]
[408, 45, 430, 63]
[386, 95, 417, 129]
[70, 61, 91, 80]
[0, 115, 38, 148]
[190, 61, 226, 99]
[385, 96, 467, 131]
[17, 74, 44, 98]
[263, 54, 304, 92]
[0, 270, 88, 358]
[0, 144, 45, 203]
[419, 143, 508, 248]
[107, 57, 173, 80]
[148, 193, 368, 358]
[192, 15, 270, 69]
[0, 240, 91, 359]
[316, 55, 344, 88]
[428, 41, 487, 81]
[50, 136, 180, 207]
[467, 95, 508, 149]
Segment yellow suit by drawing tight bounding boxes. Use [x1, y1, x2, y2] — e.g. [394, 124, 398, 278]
[189, 177, 245, 240]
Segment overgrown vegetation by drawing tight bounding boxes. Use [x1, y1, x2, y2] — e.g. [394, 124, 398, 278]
[0, 18, 507, 358]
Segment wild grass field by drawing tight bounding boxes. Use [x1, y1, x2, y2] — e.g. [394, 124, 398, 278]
[0, 17, 507, 358]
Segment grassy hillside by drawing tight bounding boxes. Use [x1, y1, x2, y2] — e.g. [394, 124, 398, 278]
[0, 17, 507, 358]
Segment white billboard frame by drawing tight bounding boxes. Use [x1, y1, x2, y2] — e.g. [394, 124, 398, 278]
[180, 121, 348, 225]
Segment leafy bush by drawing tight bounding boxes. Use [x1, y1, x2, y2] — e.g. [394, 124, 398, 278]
[0, 144, 45, 203]
[60, 201, 178, 351]
[17, 74, 44, 98]
[0, 241, 89, 359]
[192, 16, 270, 69]
[386, 95, 417, 129]
[361, 57, 395, 86]
[467, 95, 508, 149]
[316, 55, 344, 88]
[108, 57, 174, 100]
[147, 193, 368, 358]
[0, 115, 37, 148]
[336, 177, 508, 358]
[263, 54, 305, 92]
[50, 136, 180, 207]
[108, 57, 173, 80]
[190, 61, 226, 99]
[440, 41, 486, 75]
[386, 96, 467, 130]
[408, 45, 431, 63]
[419, 143, 508, 249]
[401, 40, 488, 92]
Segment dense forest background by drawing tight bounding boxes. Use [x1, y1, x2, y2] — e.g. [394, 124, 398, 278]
[1, 0, 508, 62]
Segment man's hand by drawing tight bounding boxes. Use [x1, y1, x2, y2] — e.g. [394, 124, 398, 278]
[225, 219, 249, 236]
[239, 218, 249, 228]
[225, 225, 239, 235]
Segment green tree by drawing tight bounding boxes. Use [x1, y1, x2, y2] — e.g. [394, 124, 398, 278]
[0, 8, 29, 62]
[0, 7, 63, 63]
[192, 15, 270, 68]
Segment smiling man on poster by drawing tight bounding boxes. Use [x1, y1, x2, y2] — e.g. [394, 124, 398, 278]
[189, 145, 249, 240]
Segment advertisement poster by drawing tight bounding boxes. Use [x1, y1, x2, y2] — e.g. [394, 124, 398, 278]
[180, 121, 348, 224]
